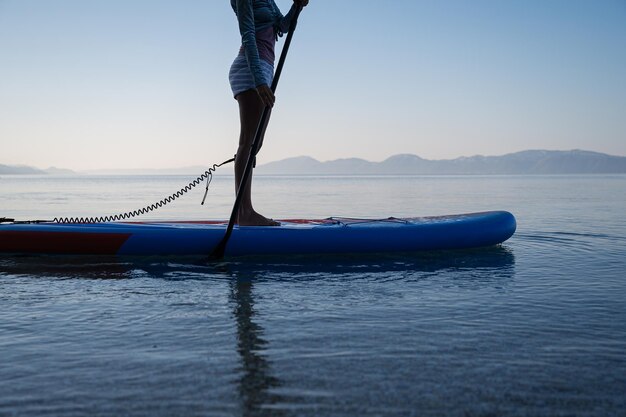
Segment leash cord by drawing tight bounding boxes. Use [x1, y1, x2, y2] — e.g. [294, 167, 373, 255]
[52, 157, 234, 224]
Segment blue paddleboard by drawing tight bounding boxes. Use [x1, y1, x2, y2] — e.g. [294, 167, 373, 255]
[0, 211, 516, 257]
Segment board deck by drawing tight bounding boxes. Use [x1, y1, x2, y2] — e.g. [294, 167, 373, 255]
[0, 211, 516, 257]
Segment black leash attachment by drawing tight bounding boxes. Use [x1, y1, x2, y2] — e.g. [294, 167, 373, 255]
[201, 156, 236, 205]
[210, 7, 303, 260]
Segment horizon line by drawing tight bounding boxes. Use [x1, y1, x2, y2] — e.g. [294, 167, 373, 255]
[3, 148, 626, 172]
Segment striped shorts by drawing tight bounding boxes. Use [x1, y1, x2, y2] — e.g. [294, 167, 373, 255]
[229, 54, 274, 98]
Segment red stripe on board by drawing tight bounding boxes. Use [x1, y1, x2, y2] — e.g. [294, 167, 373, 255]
[0, 231, 131, 255]
[126, 219, 328, 225]
[280, 219, 328, 224]
[121, 220, 226, 225]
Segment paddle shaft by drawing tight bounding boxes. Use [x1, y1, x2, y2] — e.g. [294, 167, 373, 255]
[210, 7, 302, 259]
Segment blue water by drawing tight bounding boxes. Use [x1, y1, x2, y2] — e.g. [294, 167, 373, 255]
[1, 174, 625, 416]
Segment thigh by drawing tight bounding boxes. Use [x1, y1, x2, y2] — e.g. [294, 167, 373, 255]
[236, 89, 266, 142]
[236, 89, 272, 145]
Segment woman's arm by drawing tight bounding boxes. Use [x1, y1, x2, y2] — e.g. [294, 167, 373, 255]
[234, 0, 266, 87]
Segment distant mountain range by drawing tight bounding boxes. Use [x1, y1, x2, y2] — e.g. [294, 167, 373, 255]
[2, 150, 626, 176]
[256, 150, 626, 175]
[0, 165, 75, 175]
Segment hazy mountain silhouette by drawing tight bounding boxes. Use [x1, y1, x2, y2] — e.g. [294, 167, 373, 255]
[2, 150, 625, 175]
[0, 165, 75, 175]
[256, 150, 626, 175]
[0, 165, 46, 175]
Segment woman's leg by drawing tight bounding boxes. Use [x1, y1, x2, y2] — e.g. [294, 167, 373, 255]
[234, 89, 278, 226]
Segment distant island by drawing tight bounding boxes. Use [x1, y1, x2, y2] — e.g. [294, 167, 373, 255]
[2, 150, 626, 175]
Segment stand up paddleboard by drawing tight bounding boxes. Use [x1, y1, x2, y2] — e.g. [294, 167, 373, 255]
[0, 11, 518, 259]
[0, 211, 515, 257]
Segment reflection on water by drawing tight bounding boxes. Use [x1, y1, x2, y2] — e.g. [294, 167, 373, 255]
[0, 247, 515, 415]
[230, 277, 284, 417]
[221, 248, 514, 417]
[221, 246, 515, 280]
[0, 246, 515, 284]
[2, 239, 625, 415]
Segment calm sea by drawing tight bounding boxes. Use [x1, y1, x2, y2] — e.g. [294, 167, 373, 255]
[1, 174, 625, 416]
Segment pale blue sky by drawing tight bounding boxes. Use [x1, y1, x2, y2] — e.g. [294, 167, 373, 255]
[1, 0, 625, 170]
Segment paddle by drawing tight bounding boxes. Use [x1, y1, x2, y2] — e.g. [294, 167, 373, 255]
[210, 6, 303, 260]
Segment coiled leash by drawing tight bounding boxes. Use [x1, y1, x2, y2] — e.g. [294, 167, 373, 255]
[52, 157, 234, 224]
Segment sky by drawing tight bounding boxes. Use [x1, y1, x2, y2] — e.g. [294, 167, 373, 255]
[1, 0, 625, 171]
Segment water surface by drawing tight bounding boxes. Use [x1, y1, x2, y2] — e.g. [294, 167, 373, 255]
[1, 174, 625, 416]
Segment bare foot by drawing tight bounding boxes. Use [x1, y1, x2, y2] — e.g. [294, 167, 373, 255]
[237, 210, 280, 226]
